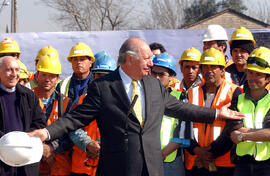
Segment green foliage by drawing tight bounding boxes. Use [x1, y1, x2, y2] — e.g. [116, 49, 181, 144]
[183, 0, 247, 27]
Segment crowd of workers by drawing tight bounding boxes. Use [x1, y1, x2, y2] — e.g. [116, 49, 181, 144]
[0, 24, 269, 176]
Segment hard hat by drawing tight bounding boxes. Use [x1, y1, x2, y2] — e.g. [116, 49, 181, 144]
[18, 60, 29, 79]
[200, 48, 225, 66]
[67, 42, 95, 63]
[247, 47, 270, 74]
[202, 25, 228, 42]
[92, 51, 117, 73]
[35, 46, 59, 62]
[0, 37, 20, 54]
[179, 47, 201, 64]
[36, 55, 61, 74]
[152, 52, 177, 75]
[0, 131, 43, 167]
[229, 27, 256, 46]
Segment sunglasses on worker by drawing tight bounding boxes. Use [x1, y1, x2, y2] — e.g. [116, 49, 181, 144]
[247, 57, 270, 68]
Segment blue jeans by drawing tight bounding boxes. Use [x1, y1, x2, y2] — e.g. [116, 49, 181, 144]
[234, 160, 270, 176]
[164, 156, 185, 176]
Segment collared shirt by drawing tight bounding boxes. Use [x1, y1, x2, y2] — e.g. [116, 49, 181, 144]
[119, 67, 145, 121]
[0, 82, 16, 92]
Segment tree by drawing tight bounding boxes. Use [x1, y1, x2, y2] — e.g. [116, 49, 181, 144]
[249, 0, 270, 24]
[183, 0, 247, 27]
[183, 0, 217, 27]
[41, 0, 134, 31]
[217, 0, 247, 12]
[139, 0, 188, 29]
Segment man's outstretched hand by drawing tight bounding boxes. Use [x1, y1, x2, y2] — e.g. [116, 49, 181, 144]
[28, 128, 49, 142]
[217, 103, 245, 120]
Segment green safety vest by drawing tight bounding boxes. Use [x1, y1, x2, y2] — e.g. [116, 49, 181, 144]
[26, 78, 38, 89]
[59, 75, 72, 97]
[160, 91, 181, 162]
[236, 93, 270, 161]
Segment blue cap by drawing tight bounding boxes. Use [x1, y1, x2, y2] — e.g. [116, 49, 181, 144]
[93, 51, 117, 73]
[152, 52, 177, 75]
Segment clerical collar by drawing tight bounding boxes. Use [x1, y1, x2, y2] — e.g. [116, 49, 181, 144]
[0, 82, 16, 92]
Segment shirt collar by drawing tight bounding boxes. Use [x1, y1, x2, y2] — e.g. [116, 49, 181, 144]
[245, 88, 268, 103]
[119, 66, 132, 85]
[119, 67, 143, 88]
[0, 82, 16, 92]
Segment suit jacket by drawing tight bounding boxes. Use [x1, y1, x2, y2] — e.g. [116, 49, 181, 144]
[47, 68, 216, 176]
[0, 83, 46, 176]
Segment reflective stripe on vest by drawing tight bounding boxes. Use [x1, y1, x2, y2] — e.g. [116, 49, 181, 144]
[236, 93, 270, 161]
[160, 91, 181, 162]
[60, 75, 72, 97]
[224, 72, 234, 84]
[72, 94, 100, 175]
[185, 79, 238, 169]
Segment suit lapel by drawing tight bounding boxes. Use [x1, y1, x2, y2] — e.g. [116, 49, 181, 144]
[110, 68, 131, 112]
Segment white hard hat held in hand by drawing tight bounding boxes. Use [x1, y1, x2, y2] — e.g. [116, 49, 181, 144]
[0, 131, 43, 167]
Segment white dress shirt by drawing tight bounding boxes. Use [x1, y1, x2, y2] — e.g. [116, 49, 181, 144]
[119, 67, 146, 121]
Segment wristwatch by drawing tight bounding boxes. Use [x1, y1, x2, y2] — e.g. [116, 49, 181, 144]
[237, 133, 243, 142]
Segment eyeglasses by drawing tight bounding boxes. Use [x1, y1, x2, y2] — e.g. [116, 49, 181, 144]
[151, 70, 169, 77]
[247, 57, 270, 68]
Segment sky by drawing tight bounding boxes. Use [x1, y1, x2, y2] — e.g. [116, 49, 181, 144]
[0, 0, 61, 33]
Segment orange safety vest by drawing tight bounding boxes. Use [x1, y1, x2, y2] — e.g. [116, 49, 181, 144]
[71, 94, 100, 175]
[266, 83, 270, 91]
[33, 87, 71, 176]
[185, 79, 239, 170]
[171, 76, 205, 92]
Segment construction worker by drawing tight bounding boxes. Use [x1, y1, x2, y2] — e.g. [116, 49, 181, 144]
[92, 51, 117, 79]
[172, 47, 203, 91]
[229, 47, 270, 176]
[185, 48, 242, 176]
[164, 47, 203, 176]
[26, 46, 60, 89]
[33, 54, 71, 176]
[202, 24, 229, 64]
[54, 42, 95, 175]
[225, 27, 256, 90]
[56, 42, 94, 106]
[69, 51, 116, 176]
[150, 53, 185, 176]
[18, 60, 29, 86]
[211, 47, 270, 176]
[0, 37, 21, 59]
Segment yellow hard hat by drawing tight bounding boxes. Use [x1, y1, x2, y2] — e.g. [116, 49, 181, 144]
[17, 60, 28, 79]
[67, 42, 95, 63]
[35, 46, 59, 62]
[247, 47, 270, 74]
[229, 27, 256, 46]
[200, 48, 225, 66]
[179, 47, 201, 64]
[0, 37, 20, 54]
[36, 55, 61, 74]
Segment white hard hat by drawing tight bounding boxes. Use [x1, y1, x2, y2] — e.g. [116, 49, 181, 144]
[202, 24, 228, 42]
[0, 131, 43, 167]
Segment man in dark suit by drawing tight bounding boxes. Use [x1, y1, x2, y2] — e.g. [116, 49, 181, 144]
[0, 56, 46, 176]
[29, 38, 244, 176]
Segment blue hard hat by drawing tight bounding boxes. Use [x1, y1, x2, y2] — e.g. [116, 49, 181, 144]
[93, 51, 117, 73]
[152, 52, 177, 75]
